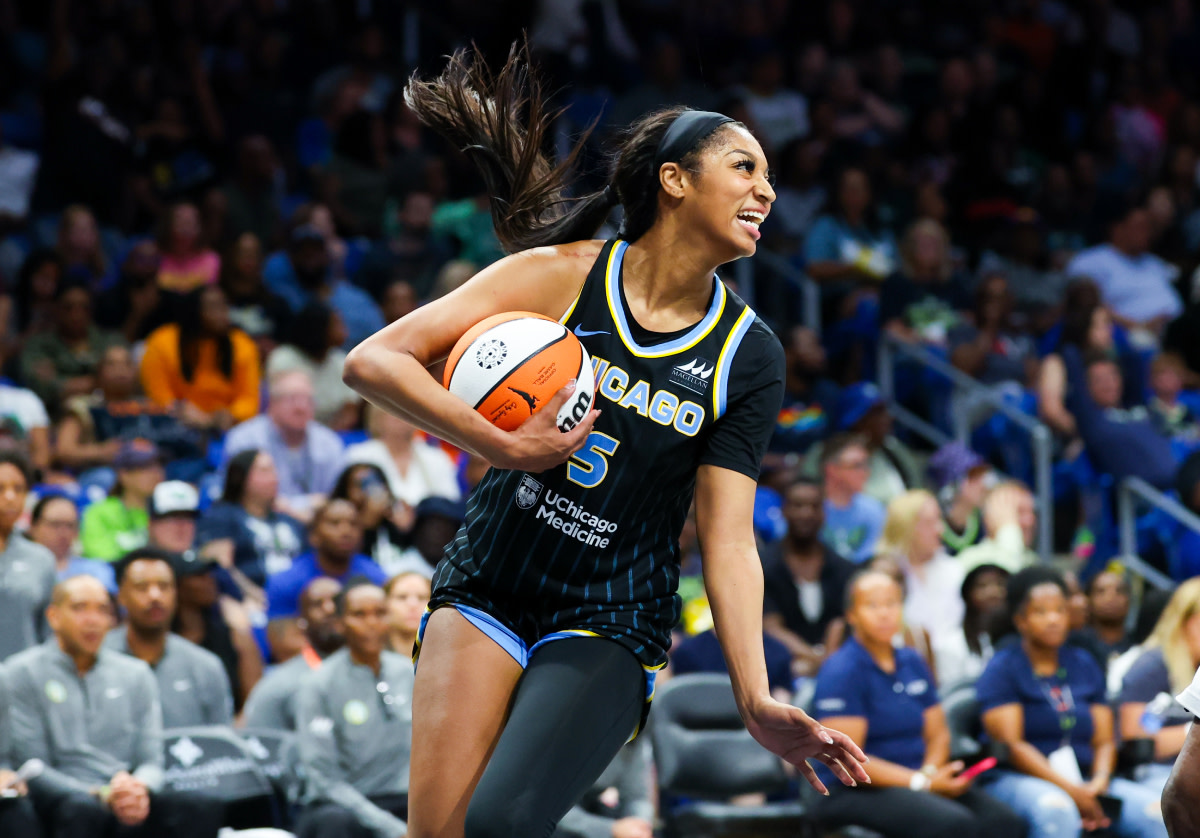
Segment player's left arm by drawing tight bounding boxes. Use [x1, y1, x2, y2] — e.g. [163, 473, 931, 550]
[695, 464, 869, 793]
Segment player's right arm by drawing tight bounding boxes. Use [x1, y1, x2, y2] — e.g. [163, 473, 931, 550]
[343, 242, 602, 472]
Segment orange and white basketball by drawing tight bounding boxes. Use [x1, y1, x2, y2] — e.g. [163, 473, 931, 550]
[444, 312, 596, 432]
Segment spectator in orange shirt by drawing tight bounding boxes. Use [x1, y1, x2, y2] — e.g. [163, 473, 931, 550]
[140, 285, 260, 433]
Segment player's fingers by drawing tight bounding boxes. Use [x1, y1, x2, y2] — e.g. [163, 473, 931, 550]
[820, 726, 870, 768]
[814, 753, 858, 787]
[569, 408, 600, 443]
[536, 383, 577, 420]
[794, 759, 829, 797]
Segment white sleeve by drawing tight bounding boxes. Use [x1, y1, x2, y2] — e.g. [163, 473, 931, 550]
[19, 389, 49, 429]
[1177, 666, 1200, 717]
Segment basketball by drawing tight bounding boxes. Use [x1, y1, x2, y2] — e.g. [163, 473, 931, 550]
[443, 311, 596, 433]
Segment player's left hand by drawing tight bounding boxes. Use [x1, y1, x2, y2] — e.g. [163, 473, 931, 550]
[744, 698, 870, 795]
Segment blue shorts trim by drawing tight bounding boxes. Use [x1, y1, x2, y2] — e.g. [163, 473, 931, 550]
[415, 606, 659, 740]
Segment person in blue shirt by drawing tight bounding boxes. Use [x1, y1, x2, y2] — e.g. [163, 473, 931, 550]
[977, 566, 1168, 838]
[264, 224, 384, 351]
[265, 499, 386, 621]
[819, 434, 885, 563]
[813, 570, 1025, 838]
[196, 448, 306, 588]
[670, 627, 794, 700]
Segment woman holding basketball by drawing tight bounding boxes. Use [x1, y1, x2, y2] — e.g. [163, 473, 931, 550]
[343, 44, 870, 838]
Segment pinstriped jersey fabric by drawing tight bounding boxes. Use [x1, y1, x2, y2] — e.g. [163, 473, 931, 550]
[431, 240, 782, 668]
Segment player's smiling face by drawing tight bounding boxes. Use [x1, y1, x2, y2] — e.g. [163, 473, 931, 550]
[691, 126, 775, 258]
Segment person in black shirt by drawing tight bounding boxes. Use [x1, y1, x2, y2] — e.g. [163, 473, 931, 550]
[762, 477, 856, 677]
[343, 44, 867, 838]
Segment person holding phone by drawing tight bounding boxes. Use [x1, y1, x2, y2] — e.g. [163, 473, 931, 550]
[813, 570, 1026, 838]
[977, 566, 1167, 838]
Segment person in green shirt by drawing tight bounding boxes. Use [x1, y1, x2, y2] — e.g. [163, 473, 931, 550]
[80, 440, 163, 561]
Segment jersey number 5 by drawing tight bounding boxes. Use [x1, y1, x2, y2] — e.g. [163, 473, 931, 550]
[566, 432, 620, 489]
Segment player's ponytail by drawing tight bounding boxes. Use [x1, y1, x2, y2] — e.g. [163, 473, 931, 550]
[404, 42, 613, 254]
[405, 43, 741, 250]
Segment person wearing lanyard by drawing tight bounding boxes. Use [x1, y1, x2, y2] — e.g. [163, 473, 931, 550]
[812, 570, 1026, 838]
[1162, 663, 1200, 838]
[977, 566, 1167, 838]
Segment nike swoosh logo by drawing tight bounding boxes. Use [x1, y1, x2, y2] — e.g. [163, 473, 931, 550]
[573, 325, 610, 337]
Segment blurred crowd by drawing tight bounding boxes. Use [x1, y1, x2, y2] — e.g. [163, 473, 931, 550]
[0, 0, 1198, 836]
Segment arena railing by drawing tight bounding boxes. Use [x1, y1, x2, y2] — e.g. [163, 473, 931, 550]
[742, 249, 823, 336]
[1117, 477, 1186, 591]
[877, 333, 1055, 561]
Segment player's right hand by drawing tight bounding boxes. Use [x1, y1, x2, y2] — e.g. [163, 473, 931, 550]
[486, 384, 599, 473]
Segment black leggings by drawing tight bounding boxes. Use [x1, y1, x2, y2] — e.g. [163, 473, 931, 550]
[463, 637, 645, 838]
[816, 785, 1028, 838]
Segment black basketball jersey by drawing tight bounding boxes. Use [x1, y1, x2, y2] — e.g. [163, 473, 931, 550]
[434, 239, 785, 667]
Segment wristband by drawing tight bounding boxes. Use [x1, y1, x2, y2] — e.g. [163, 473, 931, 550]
[94, 785, 112, 806]
[921, 764, 938, 777]
[909, 771, 931, 792]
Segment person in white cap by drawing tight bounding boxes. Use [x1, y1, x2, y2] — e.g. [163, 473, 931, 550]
[1163, 666, 1200, 838]
[146, 481, 201, 555]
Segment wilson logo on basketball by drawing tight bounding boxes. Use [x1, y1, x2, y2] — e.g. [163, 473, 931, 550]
[670, 357, 715, 395]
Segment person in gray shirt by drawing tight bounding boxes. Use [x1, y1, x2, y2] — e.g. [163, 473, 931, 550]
[104, 547, 234, 728]
[244, 576, 344, 730]
[7, 575, 223, 838]
[294, 581, 413, 838]
[553, 741, 655, 838]
[0, 452, 57, 662]
[0, 664, 45, 837]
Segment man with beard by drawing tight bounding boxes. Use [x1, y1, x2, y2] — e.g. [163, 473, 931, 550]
[104, 547, 233, 727]
[761, 477, 856, 677]
[7, 575, 222, 838]
[293, 581, 413, 838]
[244, 577, 345, 730]
[270, 224, 382, 351]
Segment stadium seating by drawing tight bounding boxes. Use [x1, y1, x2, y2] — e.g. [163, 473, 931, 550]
[650, 673, 815, 838]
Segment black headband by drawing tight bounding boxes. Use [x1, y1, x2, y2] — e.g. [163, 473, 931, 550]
[654, 110, 735, 170]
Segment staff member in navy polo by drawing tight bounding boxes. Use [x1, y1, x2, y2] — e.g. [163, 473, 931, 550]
[977, 566, 1167, 838]
[813, 570, 1025, 838]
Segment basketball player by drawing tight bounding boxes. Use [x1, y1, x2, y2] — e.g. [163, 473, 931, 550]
[343, 44, 870, 838]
